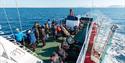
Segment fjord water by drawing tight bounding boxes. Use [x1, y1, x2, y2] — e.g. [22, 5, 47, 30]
[0, 8, 125, 34]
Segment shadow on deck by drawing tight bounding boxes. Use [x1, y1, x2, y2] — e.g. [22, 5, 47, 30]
[34, 37, 61, 63]
[37, 47, 58, 57]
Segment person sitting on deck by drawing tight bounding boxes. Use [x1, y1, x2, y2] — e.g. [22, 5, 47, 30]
[72, 26, 79, 35]
[14, 28, 24, 45]
[57, 43, 68, 62]
[38, 26, 46, 47]
[27, 29, 36, 51]
[50, 52, 63, 63]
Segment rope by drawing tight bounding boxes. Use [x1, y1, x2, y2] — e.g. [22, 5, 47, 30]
[0, 0, 15, 38]
[2, 8, 15, 38]
[15, 0, 22, 31]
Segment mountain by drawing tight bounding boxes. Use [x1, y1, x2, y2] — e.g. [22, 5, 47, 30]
[109, 5, 125, 8]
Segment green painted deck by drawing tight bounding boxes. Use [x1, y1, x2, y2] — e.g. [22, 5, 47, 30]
[34, 37, 63, 63]
[33, 32, 84, 63]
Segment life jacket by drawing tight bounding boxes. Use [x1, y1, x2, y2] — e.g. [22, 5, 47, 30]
[56, 26, 62, 33]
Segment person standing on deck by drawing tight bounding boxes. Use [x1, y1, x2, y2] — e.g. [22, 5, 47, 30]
[38, 26, 46, 47]
[51, 21, 57, 39]
[25, 30, 30, 47]
[45, 22, 50, 40]
[15, 28, 25, 45]
[33, 21, 41, 44]
[27, 29, 36, 51]
[56, 25, 62, 38]
[47, 19, 52, 28]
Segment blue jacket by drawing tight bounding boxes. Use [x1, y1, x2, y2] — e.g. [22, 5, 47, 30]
[15, 32, 24, 42]
[28, 31, 36, 44]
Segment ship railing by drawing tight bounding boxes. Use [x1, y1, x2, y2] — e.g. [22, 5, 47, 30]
[76, 10, 114, 63]
[76, 16, 94, 63]
[2, 34, 39, 57]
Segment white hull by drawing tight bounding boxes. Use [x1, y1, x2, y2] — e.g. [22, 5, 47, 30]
[0, 36, 43, 63]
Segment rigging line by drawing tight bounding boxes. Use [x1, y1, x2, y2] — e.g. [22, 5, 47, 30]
[0, 0, 14, 38]
[2, 8, 15, 38]
[15, 0, 22, 31]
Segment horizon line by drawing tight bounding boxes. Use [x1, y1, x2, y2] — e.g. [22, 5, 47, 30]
[0, 6, 125, 8]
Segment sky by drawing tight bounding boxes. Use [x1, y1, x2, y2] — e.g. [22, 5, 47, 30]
[0, 0, 125, 8]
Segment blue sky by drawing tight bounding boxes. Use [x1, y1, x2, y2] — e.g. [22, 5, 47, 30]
[0, 0, 125, 8]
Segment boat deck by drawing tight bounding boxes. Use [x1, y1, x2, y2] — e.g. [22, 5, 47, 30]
[34, 37, 62, 63]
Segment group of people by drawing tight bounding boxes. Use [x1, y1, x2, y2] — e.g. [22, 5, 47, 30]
[49, 17, 92, 63]
[50, 35, 81, 63]
[14, 21, 62, 51]
[14, 17, 89, 63]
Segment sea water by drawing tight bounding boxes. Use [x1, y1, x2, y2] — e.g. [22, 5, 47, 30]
[0, 8, 125, 34]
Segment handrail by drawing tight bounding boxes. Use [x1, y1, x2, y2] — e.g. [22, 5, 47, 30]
[76, 20, 93, 63]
